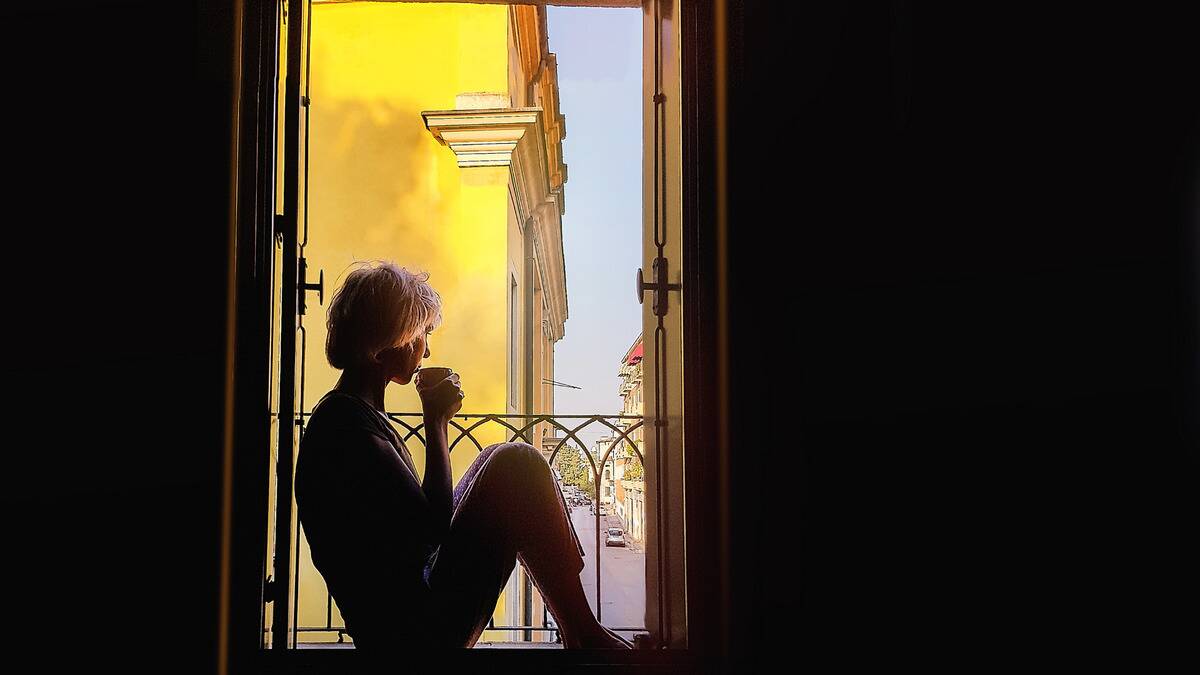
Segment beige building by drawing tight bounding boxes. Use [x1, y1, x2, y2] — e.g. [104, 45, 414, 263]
[616, 334, 645, 545]
[593, 435, 621, 508]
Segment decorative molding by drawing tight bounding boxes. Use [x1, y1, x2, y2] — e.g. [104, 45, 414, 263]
[534, 53, 568, 194]
[421, 108, 545, 169]
[512, 5, 543, 88]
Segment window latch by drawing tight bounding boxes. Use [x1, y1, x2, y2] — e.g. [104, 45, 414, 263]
[298, 256, 324, 316]
[636, 256, 680, 317]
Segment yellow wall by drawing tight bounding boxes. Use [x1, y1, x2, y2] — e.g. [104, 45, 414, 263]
[297, 1, 516, 643]
[306, 1, 510, 461]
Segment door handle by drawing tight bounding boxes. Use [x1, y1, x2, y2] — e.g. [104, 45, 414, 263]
[298, 256, 324, 316]
[636, 256, 680, 317]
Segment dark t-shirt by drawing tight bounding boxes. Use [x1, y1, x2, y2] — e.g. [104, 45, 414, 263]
[295, 390, 445, 640]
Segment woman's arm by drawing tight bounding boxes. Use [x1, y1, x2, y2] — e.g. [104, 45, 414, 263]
[414, 372, 464, 545]
[320, 424, 452, 547]
[420, 412, 453, 543]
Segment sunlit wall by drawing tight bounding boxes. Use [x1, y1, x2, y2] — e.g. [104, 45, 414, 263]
[298, 1, 514, 643]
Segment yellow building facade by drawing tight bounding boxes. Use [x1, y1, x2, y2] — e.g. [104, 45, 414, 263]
[294, 1, 569, 644]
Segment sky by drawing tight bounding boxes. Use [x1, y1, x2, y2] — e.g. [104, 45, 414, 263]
[545, 7, 643, 449]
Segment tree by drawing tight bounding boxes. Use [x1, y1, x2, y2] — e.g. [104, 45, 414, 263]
[624, 455, 644, 480]
[552, 444, 591, 489]
[579, 467, 597, 500]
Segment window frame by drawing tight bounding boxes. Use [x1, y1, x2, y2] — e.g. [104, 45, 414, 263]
[220, 0, 725, 669]
[510, 272, 520, 410]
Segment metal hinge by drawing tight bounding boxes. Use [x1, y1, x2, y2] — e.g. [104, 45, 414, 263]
[263, 576, 277, 604]
[273, 214, 285, 246]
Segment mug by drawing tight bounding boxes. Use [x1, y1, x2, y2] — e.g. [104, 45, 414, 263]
[414, 366, 453, 390]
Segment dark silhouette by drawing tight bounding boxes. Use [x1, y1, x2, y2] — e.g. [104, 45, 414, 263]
[294, 262, 629, 651]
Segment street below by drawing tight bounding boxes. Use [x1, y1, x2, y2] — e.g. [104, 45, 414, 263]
[569, 504, 646, 638]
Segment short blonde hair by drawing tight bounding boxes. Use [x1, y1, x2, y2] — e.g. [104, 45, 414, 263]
[325, 261, 443, 370]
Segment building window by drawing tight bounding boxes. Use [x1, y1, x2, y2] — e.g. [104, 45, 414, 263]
[510, 273, 519, 408]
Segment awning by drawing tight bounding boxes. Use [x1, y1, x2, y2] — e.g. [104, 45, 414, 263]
[626, 342, 643, 365]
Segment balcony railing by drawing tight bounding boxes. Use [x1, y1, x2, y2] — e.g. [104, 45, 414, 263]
[292, 412, 648, 646]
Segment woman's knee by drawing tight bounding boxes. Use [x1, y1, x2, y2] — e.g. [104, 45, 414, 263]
[483, 441, 538, 455]
[482, 442, 547, 476]
[471, 441, 533, 472]
[493, 441, 543, 462]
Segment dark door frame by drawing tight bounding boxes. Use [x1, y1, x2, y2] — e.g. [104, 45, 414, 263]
[219, 0, 727, 670]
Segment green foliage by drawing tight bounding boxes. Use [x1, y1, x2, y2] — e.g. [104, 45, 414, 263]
[624, 455, 644, 480]
[553, 445, 592, 490]
[579, 469, 596, 499]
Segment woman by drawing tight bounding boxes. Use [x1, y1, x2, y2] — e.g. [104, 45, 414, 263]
[295, 261, 630, 652]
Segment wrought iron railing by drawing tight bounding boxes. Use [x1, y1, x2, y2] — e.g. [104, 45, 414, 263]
[293, 412, 648, 645]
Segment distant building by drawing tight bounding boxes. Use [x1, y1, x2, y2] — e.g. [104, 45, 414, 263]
[541, 434, 568, 464]
[616, 334, 645, 545]
[592, 436, 620, 507]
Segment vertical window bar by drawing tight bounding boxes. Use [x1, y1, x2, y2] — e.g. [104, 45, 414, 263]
[271, 0, 306, 651]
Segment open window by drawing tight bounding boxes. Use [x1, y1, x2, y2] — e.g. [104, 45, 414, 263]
[222, 0, 716, 668]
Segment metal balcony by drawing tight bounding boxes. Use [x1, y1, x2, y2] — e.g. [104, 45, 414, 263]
[290, 411, 649, 648]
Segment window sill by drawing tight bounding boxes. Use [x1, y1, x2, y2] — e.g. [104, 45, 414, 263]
[256, 646, 701, 672]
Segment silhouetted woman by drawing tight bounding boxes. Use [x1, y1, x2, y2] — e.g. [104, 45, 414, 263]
[295, 261, 630, 652]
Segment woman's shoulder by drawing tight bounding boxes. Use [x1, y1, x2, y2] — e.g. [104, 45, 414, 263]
[304, 391, 398, 448]
[299, 393, 389, 477]
[310, 391, 374, 426]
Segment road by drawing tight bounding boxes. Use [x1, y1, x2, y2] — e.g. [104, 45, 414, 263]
[569, 505, 646, 636]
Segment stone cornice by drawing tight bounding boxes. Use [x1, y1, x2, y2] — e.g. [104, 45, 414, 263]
[421, 108, 547, 170]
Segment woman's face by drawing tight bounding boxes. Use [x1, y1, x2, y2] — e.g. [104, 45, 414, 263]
[381, 329, 431, 386]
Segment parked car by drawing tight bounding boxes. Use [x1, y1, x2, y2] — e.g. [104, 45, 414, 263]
[605, 527, 626, 547]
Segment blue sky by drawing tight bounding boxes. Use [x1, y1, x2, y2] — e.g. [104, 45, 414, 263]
[545, 7, 642, 448]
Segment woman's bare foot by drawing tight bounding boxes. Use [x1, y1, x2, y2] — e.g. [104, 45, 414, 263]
[565, 624, 632, 649]
[599, 626, 634, 649]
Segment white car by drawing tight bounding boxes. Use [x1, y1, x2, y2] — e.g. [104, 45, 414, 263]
[605, 527, 625, 547]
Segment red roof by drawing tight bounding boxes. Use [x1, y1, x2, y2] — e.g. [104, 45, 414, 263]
[626, 342, 643, 365]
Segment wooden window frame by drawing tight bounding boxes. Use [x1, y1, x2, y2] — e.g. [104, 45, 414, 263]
[510, 272, 520, 410]
[220, 0, 725, 670]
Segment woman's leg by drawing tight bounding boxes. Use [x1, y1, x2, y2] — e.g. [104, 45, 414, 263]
[424, 442, 627, 648]
[452, 441, 502, 506]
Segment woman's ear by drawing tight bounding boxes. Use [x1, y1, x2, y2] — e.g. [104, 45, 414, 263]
[382, 343, 414, 364]
[372, 345, 398, 365]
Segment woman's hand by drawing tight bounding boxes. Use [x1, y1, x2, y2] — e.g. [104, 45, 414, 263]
[417, 370, 463, 424]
